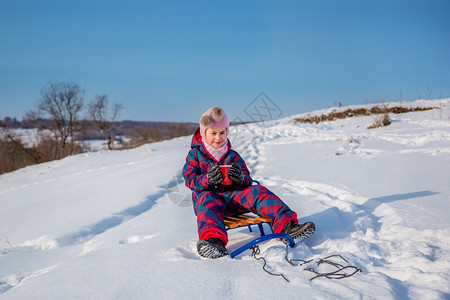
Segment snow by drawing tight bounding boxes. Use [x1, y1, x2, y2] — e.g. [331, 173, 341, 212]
[1, 99, 449, 299]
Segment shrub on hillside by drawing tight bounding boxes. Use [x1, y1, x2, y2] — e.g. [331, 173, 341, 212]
[367, 113, 392, 129]
[292, 105, 435, 124]
[0, 128, 83, 175]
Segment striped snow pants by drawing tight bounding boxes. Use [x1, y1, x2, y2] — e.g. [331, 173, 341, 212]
[193, 184, 298, 245]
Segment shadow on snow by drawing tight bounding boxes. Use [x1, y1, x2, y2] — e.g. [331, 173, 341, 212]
[56, 188, 167, 247]
[305, 190, 439, 246]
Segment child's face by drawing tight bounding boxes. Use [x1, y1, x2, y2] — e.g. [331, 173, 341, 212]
[205, 127, 227, 148]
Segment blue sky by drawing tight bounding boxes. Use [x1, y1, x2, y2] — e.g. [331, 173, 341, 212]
[1, 0, 449, 122]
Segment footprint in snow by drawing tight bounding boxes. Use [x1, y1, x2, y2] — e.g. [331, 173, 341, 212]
[119, 235, 153, 245]
[165, 242, 202, 261]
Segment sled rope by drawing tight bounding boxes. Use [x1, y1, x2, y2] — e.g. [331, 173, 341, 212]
[284, 244, 313, 267]
[285, 244, 362, 281]
[251, 244, 362, 282]
[250, 245, 290, 282]
[303, 254, 362, 281]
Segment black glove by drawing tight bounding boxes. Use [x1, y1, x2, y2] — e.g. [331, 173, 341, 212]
[228, 162, 244, 184]
[207, 164, 223, 186]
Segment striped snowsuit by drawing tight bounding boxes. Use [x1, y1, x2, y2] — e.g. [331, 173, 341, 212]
[182, 128, 298, 245]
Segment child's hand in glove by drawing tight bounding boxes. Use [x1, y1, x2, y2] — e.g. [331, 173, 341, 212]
[228, 163, 244, 184]
[207, 164, 223, 186]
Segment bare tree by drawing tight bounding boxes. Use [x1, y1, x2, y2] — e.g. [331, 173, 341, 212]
[88, 94, 123, 150]
[27, 81, 85, 159]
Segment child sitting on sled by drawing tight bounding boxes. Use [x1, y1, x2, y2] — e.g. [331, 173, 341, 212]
[183, 106, 315, 258]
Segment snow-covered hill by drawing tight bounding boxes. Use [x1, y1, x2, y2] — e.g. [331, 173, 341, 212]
[1, 99, 449, 299]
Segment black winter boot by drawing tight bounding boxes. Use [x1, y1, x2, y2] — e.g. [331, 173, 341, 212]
[197, 238, 228, 259]
[283, 221, 315, 241]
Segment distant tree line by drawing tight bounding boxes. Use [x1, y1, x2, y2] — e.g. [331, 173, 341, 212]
[0, 80, 197, 175]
